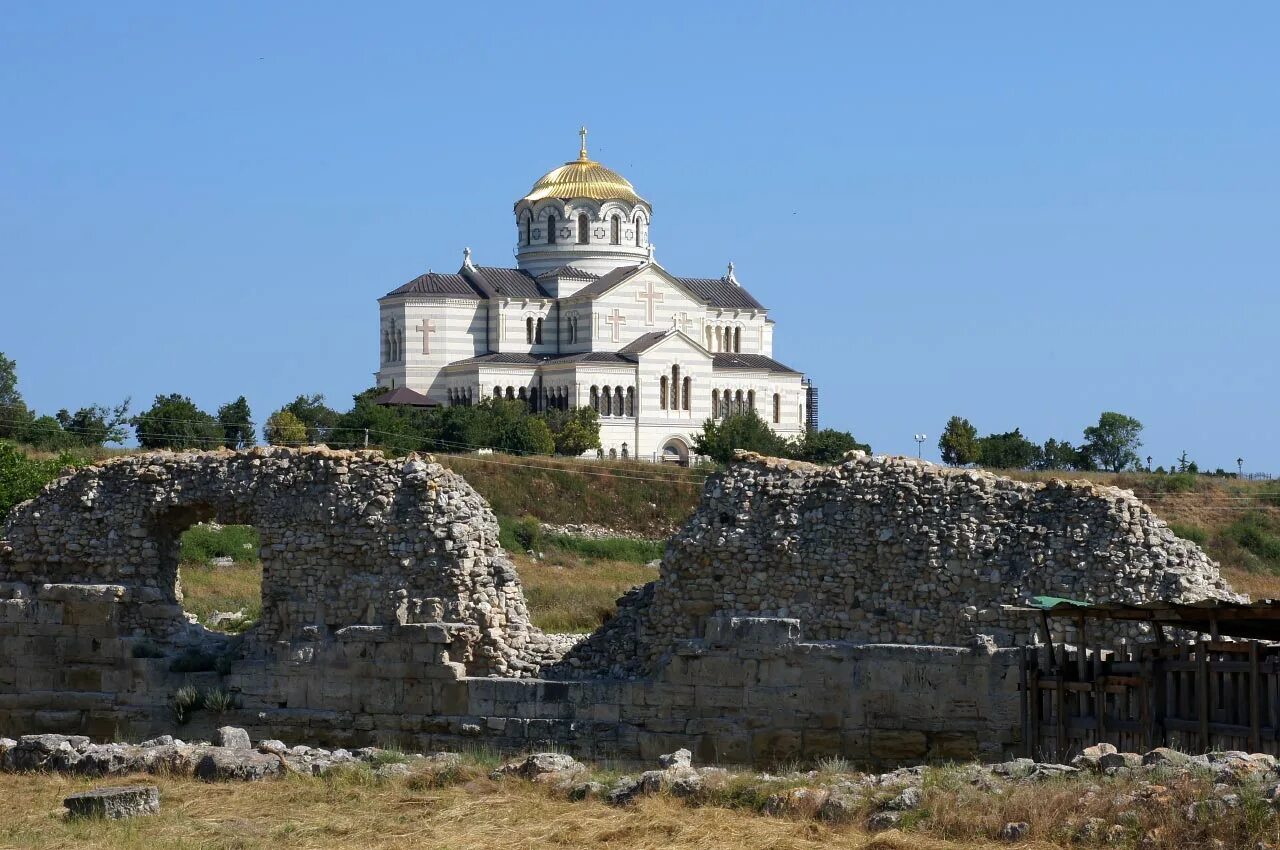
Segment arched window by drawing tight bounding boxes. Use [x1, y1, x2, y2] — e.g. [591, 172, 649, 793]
[522, 214, 531, 246]
[610, 215, 620, 245]
[494, 386, 502, 398]
[660, 375, 668, 410]
[518, 386, 528, 403]
[590, 386, 599, 412]
[634, 215, 643, 247]
[711, 389, 720, 417]
[626, 386, 635, 416]
[621, 442, 628, 459]
[535, 317, 543, 344]
[577, 214, 589, 244]
[602, 388, 612, 416]
[747, 389, 755, 413]
[705, 327, 714, 350]
[734, 327, 742, 352]
[735, 390, 744, 413]
[683, 377, 691, 411]
[548, 213, 557, 244]
[671, 365, 680, 409]
[526, 317, 534, 344]
[615, 386, 624, 415]
[506, 386, 515, 400]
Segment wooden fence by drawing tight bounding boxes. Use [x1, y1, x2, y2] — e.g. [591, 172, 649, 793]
[1022, 639, 1280, 760]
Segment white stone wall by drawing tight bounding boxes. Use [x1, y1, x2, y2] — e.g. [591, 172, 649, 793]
[587, 269, 704, 352]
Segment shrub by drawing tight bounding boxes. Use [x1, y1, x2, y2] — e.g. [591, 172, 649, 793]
[499, 515, 544, 552]
[169, 648, 220, 673]
[131, 641, 166, 659]
[202, 687, 237, 713]
[0, 441, 86, 521]
[1223, 512, 1280, 572]
[179, 523, 260, 564]
[544, 534, 664, 564]
[172, 685, 203, 724]
[1171, 523, 1209, 546]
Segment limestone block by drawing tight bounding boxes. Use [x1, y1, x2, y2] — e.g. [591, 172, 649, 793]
[869, 729, 928, 761]
[751, 729, 802, 763]
[64, 785, 159, 819]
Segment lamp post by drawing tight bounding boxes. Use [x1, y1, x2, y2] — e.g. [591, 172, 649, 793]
[1146, 455, 1152, 472]
[914, 433, 927, 459]
[1238, 457, 1244, 478]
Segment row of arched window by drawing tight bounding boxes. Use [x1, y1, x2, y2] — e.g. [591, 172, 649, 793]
[447, 387, 474, 406]
[525, 316, 544, 344]
[565, 313, 581, 344]
[520, 210, 646, 248]
[590, 385, 635, 417]
[705, 325, 742, 353]
[381, 319, 405, 364]
[659, 364, 692, 412]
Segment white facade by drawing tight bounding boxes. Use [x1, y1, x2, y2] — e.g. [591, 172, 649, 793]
[375, 132, 809, 463]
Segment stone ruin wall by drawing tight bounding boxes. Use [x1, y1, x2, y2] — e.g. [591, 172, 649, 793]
[0, 447, 1238, 766]
[560, 451, 1239, 677]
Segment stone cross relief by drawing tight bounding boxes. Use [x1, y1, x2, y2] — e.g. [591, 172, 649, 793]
[416, 318, 436, 355]
[672, 312, 695, 335]
[635, 280, 665, 326]
[604, 308, 627, 342]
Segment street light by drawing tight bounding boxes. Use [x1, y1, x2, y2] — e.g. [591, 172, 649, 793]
[1146, 455, 1152, 472]
[914, 433, 927, 459]
[1238, 457, 1245, 478]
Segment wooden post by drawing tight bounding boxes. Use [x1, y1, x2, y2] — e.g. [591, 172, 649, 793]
[1020, 646, 1031, 758]
[1251, 641, 1262, 753]
[1198, 640, 1211, 753]
[1056, 643, 1068, 761]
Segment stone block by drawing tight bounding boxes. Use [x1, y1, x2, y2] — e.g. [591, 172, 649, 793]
[705, 616, 800, 648]
[751, 729, 802, 763]
[801, 728, 843, 757]
[64, 785, 159, 819]
[929, 731, 978, 760]
[869, 729, 928, 761]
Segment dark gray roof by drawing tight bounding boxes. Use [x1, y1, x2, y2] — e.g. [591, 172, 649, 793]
[463, 265, 549, 299]
[675, 276, 766, 310]
[373, 387, 437, 407]
[617, 331, 672, 354]
[446, 351, 636, 368]
[567, 265, 640, 300]
[712, 353, 799, 374]
[384, 272, 480, 299]
[536, 265, 600, 281]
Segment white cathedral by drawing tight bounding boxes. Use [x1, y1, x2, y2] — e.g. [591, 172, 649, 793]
[375, 129, 813, 465]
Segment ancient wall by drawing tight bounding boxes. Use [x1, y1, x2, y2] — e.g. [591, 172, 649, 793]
[561, 452, 1239, 677]
[0, 448, 1235, 766]
[0, 447, 560, 675]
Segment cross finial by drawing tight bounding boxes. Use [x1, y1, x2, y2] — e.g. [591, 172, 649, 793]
[578, 125, 589, 161]
[462, 246, 474, 270]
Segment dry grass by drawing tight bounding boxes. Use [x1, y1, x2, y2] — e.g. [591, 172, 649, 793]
[0, 769, 1016, 850]
[512, 551, 655, 633]
[176, 552, 653, 636]
[177, 561, 262, 629]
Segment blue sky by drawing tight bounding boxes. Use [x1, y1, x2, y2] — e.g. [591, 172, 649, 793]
[1, 3, 1276, 471]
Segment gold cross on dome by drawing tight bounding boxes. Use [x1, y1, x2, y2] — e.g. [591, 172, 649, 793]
[578, 126, 589, 161]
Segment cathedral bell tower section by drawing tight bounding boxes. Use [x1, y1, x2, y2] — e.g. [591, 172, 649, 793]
[514, 127, 653, 277]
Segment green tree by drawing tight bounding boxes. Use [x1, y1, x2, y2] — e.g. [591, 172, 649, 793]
[790, 428, 870, 464]
[0, 353, 33, 440]
[0, 442, 87, 521]
[54, 400, 131, 448]
[693, 410, 788, 464]
[217, 396, 256, 448]
[331, 388, 434, 454]
[131, 394, 221, 449]
[1035, 437, 1091, 471]
[978, 428, 1038, 470]
[23, 415, 77, 451]
[542, 406, 601, 456]
[1082, 412, 1144, 472]
[282, 393, 340, 444]
[264, 410, 308, 446]
[938, 416, 981, 466]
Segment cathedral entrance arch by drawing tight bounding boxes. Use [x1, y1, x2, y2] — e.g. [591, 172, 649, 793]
[660, 436, 690, 466]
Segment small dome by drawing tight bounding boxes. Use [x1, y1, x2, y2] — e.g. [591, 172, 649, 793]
[519, 128, 647, 206]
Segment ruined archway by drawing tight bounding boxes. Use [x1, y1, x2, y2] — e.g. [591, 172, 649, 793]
[0, 447, 560, 676]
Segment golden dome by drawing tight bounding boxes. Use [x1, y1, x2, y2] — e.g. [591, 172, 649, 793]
[519, 128, 647, 206]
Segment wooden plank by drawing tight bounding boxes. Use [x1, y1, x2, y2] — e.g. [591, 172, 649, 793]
[1251, 642, 1262, 752]
[1199, 641, 1211, 752]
